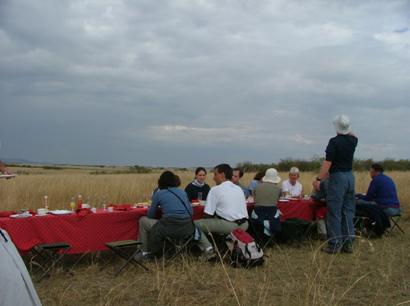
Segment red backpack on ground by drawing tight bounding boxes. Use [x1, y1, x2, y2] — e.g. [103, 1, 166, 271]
[225, 228, 264, 268]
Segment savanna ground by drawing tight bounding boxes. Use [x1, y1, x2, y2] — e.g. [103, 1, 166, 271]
[1, 166, 410, 306]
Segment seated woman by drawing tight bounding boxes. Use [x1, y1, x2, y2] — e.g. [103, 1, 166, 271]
[137, 171, 194, 259]
[251, 168, 282, 238]
[281, 167, 303, 198]
[184, 167, 211, 202]
[247, 171, 265, 197]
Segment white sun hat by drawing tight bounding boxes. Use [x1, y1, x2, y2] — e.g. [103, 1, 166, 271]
[262, 168, 281, 184]
[333, 114, 351, 135]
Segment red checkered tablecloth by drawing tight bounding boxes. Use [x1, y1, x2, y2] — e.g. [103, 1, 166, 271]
[277, 198, 327, 222]
[0, 201, 324, 254]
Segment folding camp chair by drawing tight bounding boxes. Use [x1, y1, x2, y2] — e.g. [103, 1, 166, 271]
[387, 214, 405, 235]
[30, 242, 71, 282]
[353, 216, 371, 237]
[102, 240, 149, 277]
[163, 235, 194, 261]
[248, 219, 276, 250]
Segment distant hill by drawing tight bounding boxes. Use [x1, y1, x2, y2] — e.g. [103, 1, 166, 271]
[0, 158, 45, 165]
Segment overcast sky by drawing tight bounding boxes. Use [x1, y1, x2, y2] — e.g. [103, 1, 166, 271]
[1, 0, 409, 167]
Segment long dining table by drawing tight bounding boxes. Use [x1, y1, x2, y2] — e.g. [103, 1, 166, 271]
[0, 198, 326, 254]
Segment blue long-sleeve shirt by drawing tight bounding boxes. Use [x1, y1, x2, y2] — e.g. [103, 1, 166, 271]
[147, 187, 193, 219]
[362, 174, 400, 208]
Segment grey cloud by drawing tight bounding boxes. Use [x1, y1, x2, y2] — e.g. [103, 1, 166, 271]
[1, 0, 410, 165]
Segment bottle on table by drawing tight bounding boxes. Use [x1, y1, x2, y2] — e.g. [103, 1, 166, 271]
[43, 195, 49, 212]
[70, 197, 76, 211]
[77, 194, 83, 209]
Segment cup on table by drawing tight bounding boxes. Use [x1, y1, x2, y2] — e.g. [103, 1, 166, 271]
[81, 203, 91, 209]
[197, 192, 202, 201]
[107, 206, 114, 212]
[37, 208, 47, 216]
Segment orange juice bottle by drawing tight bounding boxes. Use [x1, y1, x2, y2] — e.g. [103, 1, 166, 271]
[77, 194, 83, 209]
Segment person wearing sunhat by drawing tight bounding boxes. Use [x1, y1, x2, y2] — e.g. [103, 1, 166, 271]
[254, 168, 282, 207]
[314, 114, 358, 254]
[251, 168, 282, 238]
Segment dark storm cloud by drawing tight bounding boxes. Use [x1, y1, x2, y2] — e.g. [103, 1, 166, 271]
[1, 0, 409, 166]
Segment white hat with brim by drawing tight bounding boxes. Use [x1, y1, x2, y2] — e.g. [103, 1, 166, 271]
[333, 114, 351, 135]
[262, 168, 281, 184]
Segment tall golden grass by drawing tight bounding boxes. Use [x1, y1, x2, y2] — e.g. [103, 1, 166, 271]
[1, 169, 409, 213]
[1, 168, 409, 305]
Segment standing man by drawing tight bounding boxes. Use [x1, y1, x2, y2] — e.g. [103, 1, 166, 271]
[314, 115, 358, 254]
[195, 164, 249, 259]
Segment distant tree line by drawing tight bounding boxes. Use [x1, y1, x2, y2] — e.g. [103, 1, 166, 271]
[236, 158, 410, 173]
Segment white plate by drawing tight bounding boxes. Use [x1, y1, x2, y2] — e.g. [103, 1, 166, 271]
[49, 210, 74, 215]
[0, 174, 16, 179]
[10, 213, 32, 218]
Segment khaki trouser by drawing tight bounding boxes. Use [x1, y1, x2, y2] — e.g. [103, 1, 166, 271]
[139, 216, 194, 254]
[194, 218, 248, 251]
[138, 216, 158, 252]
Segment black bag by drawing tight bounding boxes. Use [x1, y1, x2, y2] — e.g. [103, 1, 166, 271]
[276, 218, 311, 243]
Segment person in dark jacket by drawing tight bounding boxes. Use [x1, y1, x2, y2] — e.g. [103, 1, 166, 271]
[356, 163, 401, 217]
[314, 115, 358, 254]
[184, 167, 210, 202]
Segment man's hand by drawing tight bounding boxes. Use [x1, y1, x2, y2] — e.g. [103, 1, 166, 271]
[313, 180, 321, 192]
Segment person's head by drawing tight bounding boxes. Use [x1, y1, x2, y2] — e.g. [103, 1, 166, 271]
[333, 114, 351, 135]
[288, 167, 300, 184]
[158, 171, 179, 189]
[231, 168, 244, 184]
[213, 164, 233, 185]
[254, 171, 265, 182]
[370, 163, 384, 178]
[194, 167, 207, 183]
[262, 168, 281, 184]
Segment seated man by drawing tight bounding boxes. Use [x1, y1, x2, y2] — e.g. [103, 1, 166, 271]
[281, 167, 303, 198]
[195, 164, 249, 259]
[231, 167, 251, 198]
[137, 171, 194, 259]
[356, 163, 401, 217]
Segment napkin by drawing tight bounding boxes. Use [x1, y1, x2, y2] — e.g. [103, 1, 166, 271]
[0, 211, 16, 218]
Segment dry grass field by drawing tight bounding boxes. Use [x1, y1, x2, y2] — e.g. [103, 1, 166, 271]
[1, 167, 410, 306]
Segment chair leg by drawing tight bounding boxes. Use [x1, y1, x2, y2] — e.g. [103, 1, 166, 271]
[387, 216, 405, 235]
[104, 244, 149, 277]
[164, 237, 193, 263]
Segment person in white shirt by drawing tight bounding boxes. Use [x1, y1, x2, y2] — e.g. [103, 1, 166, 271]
[194, 164, 249, 259]
[281, 167, 303, 198]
